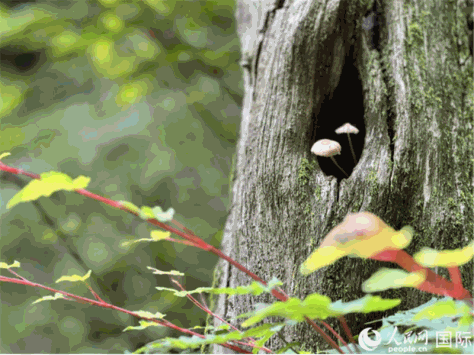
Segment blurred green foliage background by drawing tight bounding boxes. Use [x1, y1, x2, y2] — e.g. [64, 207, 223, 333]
[0, 0, 242, 352]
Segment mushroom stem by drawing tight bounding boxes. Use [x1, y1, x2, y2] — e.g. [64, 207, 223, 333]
[346, 133, 358, 165]
[330, 157, 349, 178]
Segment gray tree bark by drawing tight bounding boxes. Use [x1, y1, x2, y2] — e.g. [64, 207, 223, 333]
[212, 0, 473, 352]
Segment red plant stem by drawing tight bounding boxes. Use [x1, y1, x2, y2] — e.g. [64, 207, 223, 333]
[148, 218, 289, 300]
[171, 279, 273, 354]
[0, 163, 281, 296]
[0, 275, 251, 353]
[448, 267, 463, 287]
[338, 316, 360, 354]
[371, 250, 472, 300]
[322, 319, 353, 354]
[171, 219, 198, 237]
[0, 163, 342, 352]
[304, 317, 344, 354]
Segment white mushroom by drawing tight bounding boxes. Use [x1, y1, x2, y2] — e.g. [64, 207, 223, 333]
[335, 123, 359, 165]
[311, 139, 349, 178]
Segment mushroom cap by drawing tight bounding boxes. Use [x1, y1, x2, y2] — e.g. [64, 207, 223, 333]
[335, 123, 359, 134]
[311, 139, 341, 157]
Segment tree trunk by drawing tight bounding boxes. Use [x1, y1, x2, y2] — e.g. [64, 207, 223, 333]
[212, 0, 473, 352]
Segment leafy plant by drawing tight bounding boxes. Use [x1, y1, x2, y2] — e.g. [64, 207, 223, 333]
[0, 1, 241, 350]
[1, 156, 472, 354]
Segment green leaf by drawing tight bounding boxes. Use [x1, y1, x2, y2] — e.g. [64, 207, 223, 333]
[242, 294, 334, 327]
[412, 299, 471, 321]
[362, 268, 426, 293]
[120, 230, 171, 247]
[139, 206, 154, 220]
[147, 267, 184, 276]
[7, 171, 90, 209]
[243, 294, 401, 328]
[134, 323, 282, 353]
[156, 279, 283, 298]
[123, 320, 164, 332]
[413, 241, 474, 267]
[328, 295, 401, 315]
[31, 292, 66, 305]
[133, 310, 166, 320]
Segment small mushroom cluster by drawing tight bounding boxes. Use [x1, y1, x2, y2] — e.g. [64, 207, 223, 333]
[311, 123, 359, 178]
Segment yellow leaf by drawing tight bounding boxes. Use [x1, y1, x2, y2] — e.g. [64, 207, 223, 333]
[32, 292, 66, 305]
[134, 310, 165, 319]
[320, 212, 393, 247]
[300, 212, 413, 275]
[300, 246, 347, 275]
[363, 268, 426, 293]
[414, 241, 474, 267]
[321, 212, 412, 257]
[0, 260, 20, 269]
[0, 152, 11, 160]
[150, 230, 171, 241]
[56, 270, 92, 283]
[147, 267, 184, 276]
